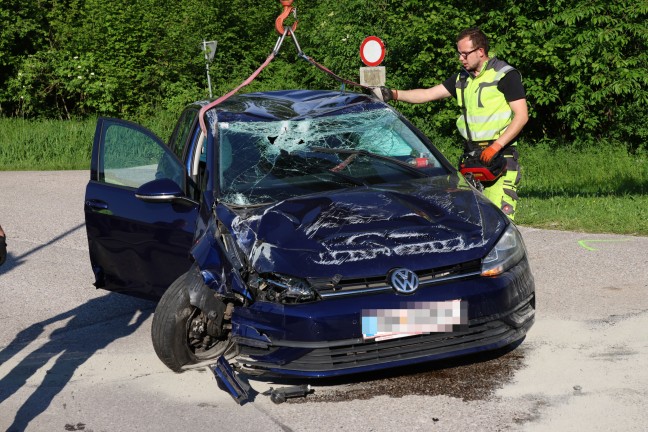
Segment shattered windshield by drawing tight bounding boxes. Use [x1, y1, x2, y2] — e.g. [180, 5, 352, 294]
[218, 108, 448, 205]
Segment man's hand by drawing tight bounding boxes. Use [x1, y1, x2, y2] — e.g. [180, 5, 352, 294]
[480, 142, 503, 164]
[370, 87, 394, 102]
[0, 236, 6, 266]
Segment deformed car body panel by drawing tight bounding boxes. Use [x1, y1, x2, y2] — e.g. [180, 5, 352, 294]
[230, 257, 534, 377]
[212, 356, 252, 405]
[197, 173, 533, 377]
[85, 89, 535, 378]
[226, 177, 505, 278]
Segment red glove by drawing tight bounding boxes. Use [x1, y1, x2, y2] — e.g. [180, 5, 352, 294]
[480, 142, 503, 163]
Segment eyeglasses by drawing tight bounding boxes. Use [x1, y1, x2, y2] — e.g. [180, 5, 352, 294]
[457, 48, 479, 59]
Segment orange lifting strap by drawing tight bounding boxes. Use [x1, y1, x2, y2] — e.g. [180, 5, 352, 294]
[199, 0, 368, 136]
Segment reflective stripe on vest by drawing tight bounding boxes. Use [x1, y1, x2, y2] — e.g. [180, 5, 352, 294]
[456, 58, 514, 141]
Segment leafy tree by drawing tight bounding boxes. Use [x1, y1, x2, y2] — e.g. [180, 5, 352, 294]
[0, 0, 646, 150]
[485, 0, 648, 147]
[0, 0, 51, 116]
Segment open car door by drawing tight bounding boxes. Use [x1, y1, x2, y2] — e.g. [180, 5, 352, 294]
[84, 117, 198, 299]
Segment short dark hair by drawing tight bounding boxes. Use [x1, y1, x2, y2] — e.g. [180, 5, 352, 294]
[457, 28, 489, 54]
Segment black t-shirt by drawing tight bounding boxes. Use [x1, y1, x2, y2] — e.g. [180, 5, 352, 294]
[442, 69, 526, 102]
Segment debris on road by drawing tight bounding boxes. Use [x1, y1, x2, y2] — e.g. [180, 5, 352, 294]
[263, 385, 313, 404]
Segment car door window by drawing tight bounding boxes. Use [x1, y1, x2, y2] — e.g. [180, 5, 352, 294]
[168, 108, 198, 160]
[99, 121, 184, 189]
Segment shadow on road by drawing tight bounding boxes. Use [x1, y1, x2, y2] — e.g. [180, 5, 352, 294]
[0, 223, 85, 276]
[0, 293, 154, 431]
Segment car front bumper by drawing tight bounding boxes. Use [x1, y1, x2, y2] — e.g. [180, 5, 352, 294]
[231, 257, 535, 378]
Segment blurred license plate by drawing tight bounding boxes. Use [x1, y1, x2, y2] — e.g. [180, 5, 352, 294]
[361, 300, 468, 341]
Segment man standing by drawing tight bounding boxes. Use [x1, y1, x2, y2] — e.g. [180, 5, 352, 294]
[373, 28, 528, 219]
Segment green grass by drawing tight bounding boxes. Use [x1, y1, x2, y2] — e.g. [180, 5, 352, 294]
[516, 143, 648, 235]
[518, 195, 648, 234]
[1, 117, 646, 235]
[0, 117, 96, 170]
[0, 114, 176, 171]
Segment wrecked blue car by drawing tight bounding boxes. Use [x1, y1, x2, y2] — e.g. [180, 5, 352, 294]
[84, 89, 535, 378]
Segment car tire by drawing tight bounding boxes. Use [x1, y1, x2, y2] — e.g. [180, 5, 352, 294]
[151, 267, 231, 372]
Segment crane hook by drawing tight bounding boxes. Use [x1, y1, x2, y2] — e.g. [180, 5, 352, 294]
[275, 0, 298, 35]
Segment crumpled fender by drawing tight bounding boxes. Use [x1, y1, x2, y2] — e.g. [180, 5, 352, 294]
[190, 219, 253, 301]
[185, 266, 226, 326]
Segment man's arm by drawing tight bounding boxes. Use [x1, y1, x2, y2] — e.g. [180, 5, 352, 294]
[371, 83, 452, 103]
[496, 98, 528, 147]
[395, 84, 452, 104]
[480, 98, 529, 163]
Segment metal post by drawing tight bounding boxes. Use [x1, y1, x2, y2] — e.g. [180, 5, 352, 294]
[206, 63, 213, 98]
[202, 40, 217, 98]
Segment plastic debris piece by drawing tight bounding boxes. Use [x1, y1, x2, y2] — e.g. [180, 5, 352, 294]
[262, 384, 313, 404]
[212, 356, 251, 405]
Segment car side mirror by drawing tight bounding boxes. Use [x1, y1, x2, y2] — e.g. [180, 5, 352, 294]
[135, 178, 198, 206]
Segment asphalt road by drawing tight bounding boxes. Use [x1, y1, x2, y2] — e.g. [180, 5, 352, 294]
[1, 170, 646, 432]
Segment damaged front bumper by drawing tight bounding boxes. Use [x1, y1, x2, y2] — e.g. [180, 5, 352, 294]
[229, 258, 535, 378]
[212, 355, 313, 405]
[212, 356, 252, 405]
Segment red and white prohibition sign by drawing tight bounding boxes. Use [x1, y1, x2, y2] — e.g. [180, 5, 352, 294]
[360, 36, 385, 67]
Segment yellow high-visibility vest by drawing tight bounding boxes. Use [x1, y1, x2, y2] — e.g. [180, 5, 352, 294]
[455, 57, 515, 142]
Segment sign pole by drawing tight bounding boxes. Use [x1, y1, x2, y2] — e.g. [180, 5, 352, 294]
[202, 40, 217, 98]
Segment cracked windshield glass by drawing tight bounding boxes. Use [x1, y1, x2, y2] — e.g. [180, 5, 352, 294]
[218, 108, 448, 205]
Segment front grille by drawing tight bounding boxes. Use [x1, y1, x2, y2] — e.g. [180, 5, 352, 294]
[310, 259, 482, 298]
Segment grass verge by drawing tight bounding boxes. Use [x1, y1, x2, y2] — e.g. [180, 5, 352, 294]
[0, 114, 175, 171]
[0, 117, 95, 170]
[1, 117, 646, 235]
[516, 143, 648, 235]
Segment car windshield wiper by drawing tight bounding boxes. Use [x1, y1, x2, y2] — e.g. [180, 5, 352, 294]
[309, 146, 428, 177]
[314, 169, 368, 187]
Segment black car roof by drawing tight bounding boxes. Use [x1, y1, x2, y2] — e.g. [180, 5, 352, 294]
[198, 89, 385, 123]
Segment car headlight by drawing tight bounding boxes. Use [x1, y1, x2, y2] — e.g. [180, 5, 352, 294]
[259, 275, 320, 304]
[481, 224, 527, 277]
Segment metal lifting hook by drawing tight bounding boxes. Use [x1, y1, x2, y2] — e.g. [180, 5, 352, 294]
[275, 0, 298, 35]
[198, 0, 366, 137]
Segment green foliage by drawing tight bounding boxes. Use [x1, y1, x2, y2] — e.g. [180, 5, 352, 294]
[520, 142, 648, 197]
[0, 117, 95, 170]
[518, 195, 648, 235]
[492, 0, 648, 147]
[0, 0, 50, 116]
[0, 0, 646, 149]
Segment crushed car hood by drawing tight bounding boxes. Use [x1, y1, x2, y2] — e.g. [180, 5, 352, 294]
[224, 175, 506, 279]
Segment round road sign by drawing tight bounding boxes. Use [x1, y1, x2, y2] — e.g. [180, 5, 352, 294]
[360, 36, 385, 67]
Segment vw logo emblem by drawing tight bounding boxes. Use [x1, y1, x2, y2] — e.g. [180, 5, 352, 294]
[389, 268, 419, 294]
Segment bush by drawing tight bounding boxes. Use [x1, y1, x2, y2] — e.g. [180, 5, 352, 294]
[0, 0, 646, 150]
